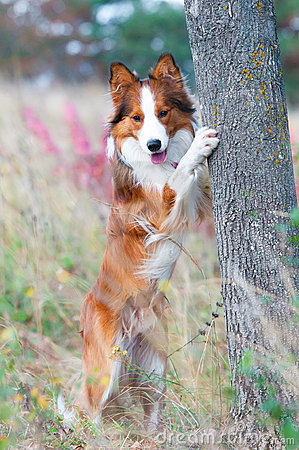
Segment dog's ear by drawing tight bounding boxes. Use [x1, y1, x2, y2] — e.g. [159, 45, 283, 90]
[110, 62, 136, 102]
[151, 53, 183, 87]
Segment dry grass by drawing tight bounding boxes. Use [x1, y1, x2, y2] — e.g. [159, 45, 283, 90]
[0, 81, 297, 448]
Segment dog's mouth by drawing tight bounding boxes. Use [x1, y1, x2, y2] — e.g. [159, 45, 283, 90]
[150, 149, 167, 165]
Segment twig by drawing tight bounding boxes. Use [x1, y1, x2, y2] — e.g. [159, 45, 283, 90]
[213, 321, 223, 429]
[211, 325, 213, 424]
[167, 334, 206, 358]
[168, 301, 223, 358]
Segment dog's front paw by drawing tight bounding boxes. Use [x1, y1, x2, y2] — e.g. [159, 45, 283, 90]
[192, 126, 219, 159]
[178, 126, 219, 175]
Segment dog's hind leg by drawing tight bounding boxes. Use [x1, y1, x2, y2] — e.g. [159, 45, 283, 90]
[80, 292, 122, 419]
[127, 330, 167, 432]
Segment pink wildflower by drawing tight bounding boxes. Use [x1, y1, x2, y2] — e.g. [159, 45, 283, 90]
[23, 107, 60, 155]
[64, 102, 91, 156]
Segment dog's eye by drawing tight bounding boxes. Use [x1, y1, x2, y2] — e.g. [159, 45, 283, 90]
[159, 110, 169, 118]
[132, 115, 141, 122]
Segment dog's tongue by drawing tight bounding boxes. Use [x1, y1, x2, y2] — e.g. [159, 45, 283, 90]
[150, 150, 166, 165]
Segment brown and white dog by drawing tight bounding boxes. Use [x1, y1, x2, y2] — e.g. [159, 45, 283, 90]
[80, 53, 219, 431]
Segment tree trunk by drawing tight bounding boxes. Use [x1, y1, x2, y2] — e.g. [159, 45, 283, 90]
[184, 0, 297, 432]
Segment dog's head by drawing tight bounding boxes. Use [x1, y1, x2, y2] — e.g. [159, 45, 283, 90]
[108, 53, 196, 167]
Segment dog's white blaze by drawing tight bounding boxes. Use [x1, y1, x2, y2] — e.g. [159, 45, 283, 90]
[138, 87, 168, 153]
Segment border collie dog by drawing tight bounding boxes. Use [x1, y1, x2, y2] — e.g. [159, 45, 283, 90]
[80, 53, 218, 431]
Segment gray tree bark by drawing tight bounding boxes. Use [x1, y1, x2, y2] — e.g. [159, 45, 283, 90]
[184, 0, 297, 431]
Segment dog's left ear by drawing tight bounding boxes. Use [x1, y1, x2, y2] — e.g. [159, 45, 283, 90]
[151, 53, 183, 87]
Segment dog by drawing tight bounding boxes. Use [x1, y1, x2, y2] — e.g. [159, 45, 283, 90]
[80, 53, 219, 431]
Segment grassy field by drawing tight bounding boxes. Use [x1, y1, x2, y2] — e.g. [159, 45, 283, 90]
[0, 82, 297, 448]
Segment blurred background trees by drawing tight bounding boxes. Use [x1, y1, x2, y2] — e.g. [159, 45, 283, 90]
[0, 0, 297, 102]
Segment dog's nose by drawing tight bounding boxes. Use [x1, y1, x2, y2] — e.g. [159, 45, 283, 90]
[147, 139, 161, 152]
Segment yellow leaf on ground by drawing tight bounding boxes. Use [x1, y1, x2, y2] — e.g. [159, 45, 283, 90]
[14, 394, 22, 402]
[56, 268, 71, 283]
[25, 286, 35, 297]
[37, 395, 48, 410]
[0, 328, 15, 342]
[31, 387, 38, 398]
